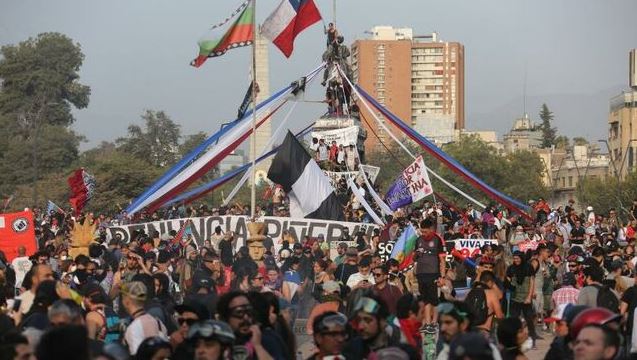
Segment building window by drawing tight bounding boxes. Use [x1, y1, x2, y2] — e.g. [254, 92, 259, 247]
[568, 176, 573, 187]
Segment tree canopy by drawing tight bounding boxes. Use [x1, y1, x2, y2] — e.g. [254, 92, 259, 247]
[539, 103, 556, 148]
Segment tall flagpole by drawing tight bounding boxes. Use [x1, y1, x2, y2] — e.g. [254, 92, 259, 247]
[250, 0, 257, 219]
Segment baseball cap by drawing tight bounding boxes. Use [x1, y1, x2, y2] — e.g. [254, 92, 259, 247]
[544, 303, 571, 323]
[120, 281, 147, 301]
[345, 247, 358, 257]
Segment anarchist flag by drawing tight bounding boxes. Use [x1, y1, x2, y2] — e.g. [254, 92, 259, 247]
[68, 168, 96, 216]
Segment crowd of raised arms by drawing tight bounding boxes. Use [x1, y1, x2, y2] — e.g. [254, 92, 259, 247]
[3, 194, 637, 360]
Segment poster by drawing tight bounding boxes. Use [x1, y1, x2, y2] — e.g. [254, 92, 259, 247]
[310, 126, 359, 146]
[384, 156, 433, 210]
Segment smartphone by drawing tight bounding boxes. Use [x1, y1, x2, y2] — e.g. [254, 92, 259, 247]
[12, 299, 22, 312]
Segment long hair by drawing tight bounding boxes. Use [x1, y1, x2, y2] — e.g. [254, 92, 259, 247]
[261, 291, 296, 359]
[497, 317, 524, 360]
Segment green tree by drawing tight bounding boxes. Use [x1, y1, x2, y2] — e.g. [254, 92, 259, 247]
[0, 33, 90, 198]
[539, 103, 557, 148]
[572, 137, 589, 146]
[554, 136, 570, 150]
[116, 110, 181, 167]
[180, 131, 209, 157]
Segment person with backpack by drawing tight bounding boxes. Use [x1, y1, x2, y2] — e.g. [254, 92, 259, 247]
[82, 282, 121, 344]
[577, 265, 619, 313]
[467, 270, 504, 336]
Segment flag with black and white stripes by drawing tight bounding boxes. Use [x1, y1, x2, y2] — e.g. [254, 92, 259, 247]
[267, 131, 344, 221]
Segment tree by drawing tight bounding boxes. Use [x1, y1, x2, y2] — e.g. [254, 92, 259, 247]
[539, 103, 557, 148]
[180, 132, 208, 157]
[116, 110, 181, 167]
[554, 136, 570, 150]
[0, 33, 90, 197]
[572, 137, 589, 146]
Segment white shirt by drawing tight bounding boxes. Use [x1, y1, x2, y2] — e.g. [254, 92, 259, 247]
[11, 256, 32, 288]
[125, 313, 168, 355]
[346, 272, 375, 289]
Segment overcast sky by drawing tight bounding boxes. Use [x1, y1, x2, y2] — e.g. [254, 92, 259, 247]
[1, 0, 635, 150]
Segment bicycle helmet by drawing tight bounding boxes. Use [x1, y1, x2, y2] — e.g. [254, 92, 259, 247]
[187, 320, 236, 345]
[569, 307, 621, 339]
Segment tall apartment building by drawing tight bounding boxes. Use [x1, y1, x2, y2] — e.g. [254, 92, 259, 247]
[351, 26, 464, 150]
[607, 49, 637, 179]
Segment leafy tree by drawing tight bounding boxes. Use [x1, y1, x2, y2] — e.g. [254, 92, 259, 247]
[572, 137, 589, 146]
[116, 110, 181, 167]
[0, 33, 90, 198]
[539, 103, 556, 148]
[180, 132, 208, 157]
[554, 136, 570, 150]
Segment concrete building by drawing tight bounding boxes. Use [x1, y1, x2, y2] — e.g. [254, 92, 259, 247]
[253, 30, 271, 173]
[351, 26, 464, 151]
[502, 114, 543, 153]
[460, 130, 503, 153]
[550, 145, 609, 208]
[607, 90, 637, 179]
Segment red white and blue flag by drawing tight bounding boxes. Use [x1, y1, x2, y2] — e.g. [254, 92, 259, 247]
[261, 0, 322, 58]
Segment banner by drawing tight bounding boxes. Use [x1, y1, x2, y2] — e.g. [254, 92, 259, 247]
[449, 238, 498, 259]
[384, 156, 433, 210]
[0, 210, 37, 262]
[310, 126, 359, 147]
[108, 215, 379, 250]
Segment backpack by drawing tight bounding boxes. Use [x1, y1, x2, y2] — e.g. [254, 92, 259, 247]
[465, 283, 489, 325]
[594, 284, 620, 313]
[103, 306, 122, 344]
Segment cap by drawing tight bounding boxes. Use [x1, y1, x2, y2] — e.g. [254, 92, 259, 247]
[449, 332, 493, 360]
[175, 300, 211, 320]
[345, 247, 358, 257]
[121, 281, 147, 301]
[194, 277, 213, 291]
[587, 206, 594, 211]
[322, 280, 340, 294]
[338, 242, 348, 249]
[544, 303, 571, 323]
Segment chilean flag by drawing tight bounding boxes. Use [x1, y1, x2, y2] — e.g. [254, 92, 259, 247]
[261, 0, 322, 58]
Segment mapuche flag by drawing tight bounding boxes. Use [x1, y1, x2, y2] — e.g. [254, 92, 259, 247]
[68, 168, 96, 216]
[390, 224, 419, 271]
[191, 0, 255, 68]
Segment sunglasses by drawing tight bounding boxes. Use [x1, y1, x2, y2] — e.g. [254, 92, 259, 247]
[568, 263, 578, 267]
[373, 272, 384, 277]
[229, 305, 254, 319]
[178, 318, 198, 326]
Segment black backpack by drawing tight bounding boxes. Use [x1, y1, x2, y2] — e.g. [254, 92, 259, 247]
[594, 284, 620, 313]
[465, 283, 488, 325]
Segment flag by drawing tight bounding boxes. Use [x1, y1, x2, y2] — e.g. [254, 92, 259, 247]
[173, 219, 193, 246]
[261, 0, 322, 58]
[267, 131, 343, 220]
[390, 224, 419, 271]
[47, 200, 65, 215]
[191, 0, 255, 68]
[68, 168, 96, 216]
[0, 210, 37, 262]
[237, 82, 259, 119]
[384, 156, 433, 211]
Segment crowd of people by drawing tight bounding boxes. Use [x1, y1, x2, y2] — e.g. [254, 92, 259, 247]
[1, 195, 637, 360]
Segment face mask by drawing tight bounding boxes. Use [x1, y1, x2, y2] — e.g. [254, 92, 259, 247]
[520, 337, 533, 353]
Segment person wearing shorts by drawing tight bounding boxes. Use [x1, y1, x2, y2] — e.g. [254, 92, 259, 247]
[414, 217, 447, 333]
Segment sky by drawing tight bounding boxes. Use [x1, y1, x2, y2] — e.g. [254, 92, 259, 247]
[1, 0, 636, 150]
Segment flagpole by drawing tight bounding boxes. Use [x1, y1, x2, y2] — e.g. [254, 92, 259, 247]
[250, 0, 257, 219]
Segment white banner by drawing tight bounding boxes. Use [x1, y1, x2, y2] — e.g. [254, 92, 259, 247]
[107, 215, 379, 251]
[323, 165, 380, 187]
[450, 238, 498, 259]
[404, 156, 433, 202]
[310, 126, 359, 147]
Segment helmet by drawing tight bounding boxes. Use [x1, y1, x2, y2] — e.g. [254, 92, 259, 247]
[187, 320, 236, 345]
[569, 307, 621, 339]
